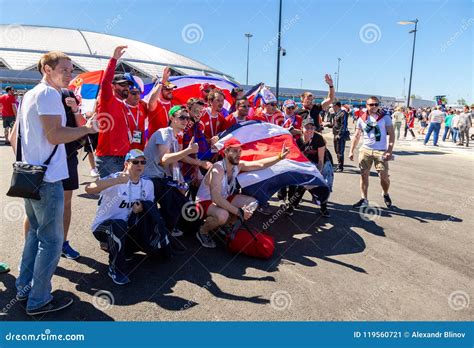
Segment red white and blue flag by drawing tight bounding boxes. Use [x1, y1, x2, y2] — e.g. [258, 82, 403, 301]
[68, 70, 104, 114]
[215, 121, 328, 204]
[143, 75, 239, 111]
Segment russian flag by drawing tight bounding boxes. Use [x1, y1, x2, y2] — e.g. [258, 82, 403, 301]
[143, 75, 239, 111]
[68, 70, 104, 114]
[215, 121, 329, 204]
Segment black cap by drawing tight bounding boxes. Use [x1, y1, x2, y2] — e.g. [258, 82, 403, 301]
[113, 74, 132, 84]
[302, 117, 315, 127]
[334, 101, 342, 107]
[5, 86, 13, 92]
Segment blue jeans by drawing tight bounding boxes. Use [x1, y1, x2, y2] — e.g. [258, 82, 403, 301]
[16, 181, 64, 311]
[424, 122, 441, 145]
[96, 155, 125, 178]
[442, 126, 451, 141]
[452, 128, 459, 143]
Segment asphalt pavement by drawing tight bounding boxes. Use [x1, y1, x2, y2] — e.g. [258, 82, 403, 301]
[1, 131, 472, 321]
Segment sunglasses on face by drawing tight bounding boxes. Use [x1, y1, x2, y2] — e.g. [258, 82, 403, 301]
[286, 106, 295, 110]
[117, 82, 130, 87]
[130, 91, 140, 96]
[177, 115, 191, 121]
[367, 103, 379, 107]
[131, 160, 146, 165]
[239, 104, 249, 108]
[268, 103, 277, 106]
[203, 89, 211, 93]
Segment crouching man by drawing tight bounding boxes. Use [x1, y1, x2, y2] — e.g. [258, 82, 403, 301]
[195, 138, 290, 248]
[85, 149, 170, 285]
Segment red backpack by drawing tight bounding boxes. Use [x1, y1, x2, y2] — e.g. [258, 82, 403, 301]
[227, 222, 274, 259]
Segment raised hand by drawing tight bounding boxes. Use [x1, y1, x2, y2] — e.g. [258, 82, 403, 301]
[113, 45, 128, 60]
[325, 74, 334, 86]
[162, 66, 171, 84]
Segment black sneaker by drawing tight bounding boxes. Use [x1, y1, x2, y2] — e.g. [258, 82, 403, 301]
[320, 204, 330, 217]
[352, 199, 368, 209]
[284, 206, 294, 216]
[383, 194, 392, 207]
[26, 296, 73, 316]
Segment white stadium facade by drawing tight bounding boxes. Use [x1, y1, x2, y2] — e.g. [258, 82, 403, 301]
[0, 24, 236, 90]
[0, 24, 396, 105]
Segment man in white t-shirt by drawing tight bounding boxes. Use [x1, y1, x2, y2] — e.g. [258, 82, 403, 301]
[86, 149, 156, 285]
[424, 106, 445, 146]
[12, 51, 97, 316]
[349, 96, 395, 209]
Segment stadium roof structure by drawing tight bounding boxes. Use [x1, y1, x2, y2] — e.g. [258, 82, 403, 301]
[0, 24, 236, 86]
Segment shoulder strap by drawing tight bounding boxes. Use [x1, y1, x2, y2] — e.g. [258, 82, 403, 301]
[44, 145, 59, 165]
[16, 121, 22, 162]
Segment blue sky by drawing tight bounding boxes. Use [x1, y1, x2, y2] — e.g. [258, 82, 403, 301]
[1, 0, 472, 103]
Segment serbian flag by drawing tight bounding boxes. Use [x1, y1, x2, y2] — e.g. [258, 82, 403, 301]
[215, 121, 329, 204]
[68, 70, 104, 114]
[143, 75, 239, 111]
[244, 82, 264, 107]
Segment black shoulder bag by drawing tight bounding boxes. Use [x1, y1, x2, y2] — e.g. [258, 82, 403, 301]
[6, 122, 58, 200]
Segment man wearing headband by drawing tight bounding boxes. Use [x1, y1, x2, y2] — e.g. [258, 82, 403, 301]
[143, 105, 211, 236]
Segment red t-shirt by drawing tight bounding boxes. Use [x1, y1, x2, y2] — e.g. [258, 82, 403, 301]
[0, 94, 17, 117]
[124, 101, 148, 151]
[96, 58, 130, 157]
[249, 108, 284, 125]
[148, 99, 172, 138]
[200, 108, 227, 139]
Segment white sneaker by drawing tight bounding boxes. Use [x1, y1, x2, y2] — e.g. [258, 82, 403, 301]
[90, 168, 99, 177]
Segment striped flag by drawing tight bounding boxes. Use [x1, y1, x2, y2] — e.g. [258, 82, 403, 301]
[215, 121, 329, 204]
[68, 70, 104, 114]
[142, 75, 239, 111]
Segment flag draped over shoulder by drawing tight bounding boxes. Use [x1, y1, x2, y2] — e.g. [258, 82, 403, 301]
[68, 70, 104, 114]
[215, 121, 328, 204]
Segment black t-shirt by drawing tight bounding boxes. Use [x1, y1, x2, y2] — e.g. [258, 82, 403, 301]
[296, 103, 323, 129]
[297, 132, 330, 164]
[61, 89, 82, 159]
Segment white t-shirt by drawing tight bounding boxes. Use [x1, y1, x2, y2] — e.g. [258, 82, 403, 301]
[430, 110, 445, 123]
[91, 173, 155, 231]
[18, 82, 68, 183]
[357, 114, 393, 151]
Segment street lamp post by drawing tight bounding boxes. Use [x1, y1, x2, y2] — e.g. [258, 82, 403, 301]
[336, 57, 341, 92]
[245, 33, 253, 85]
[275, 0, 283, 102]
[398, 19, 419, 108]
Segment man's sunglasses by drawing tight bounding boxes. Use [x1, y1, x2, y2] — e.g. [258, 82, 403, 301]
[116, 82, 131, 87]
[177, 115, 191, 121]
[130, 91, 140, 96]
[367, 103, 379, 107]
[268, 103, 277, 106]
[131, 160, 147, 165]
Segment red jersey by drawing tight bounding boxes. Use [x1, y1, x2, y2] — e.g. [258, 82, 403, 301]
[148, 99, 172, 138]
[200, 107, 227, 139]
[249, 108, 284, 125]
[124, 100, 148, 151]
[224, 112, 248, 128]
[96, 58, 130, 157]
[0, 94, 17, 117]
